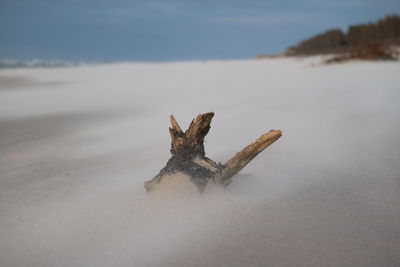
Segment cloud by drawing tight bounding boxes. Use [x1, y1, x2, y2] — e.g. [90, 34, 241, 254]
[145, 2, 181, 15]
[92, 2, 185, 25]
[211, 13, 319, 27]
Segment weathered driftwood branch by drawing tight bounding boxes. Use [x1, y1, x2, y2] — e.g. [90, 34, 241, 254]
[144, 112, 282, 192]
[222, 130, 282, 181]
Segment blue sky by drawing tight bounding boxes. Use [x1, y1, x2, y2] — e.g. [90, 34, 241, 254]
[0, 0, 399, 61]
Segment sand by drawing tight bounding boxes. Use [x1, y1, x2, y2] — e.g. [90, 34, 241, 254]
[0, 58, 399, 266]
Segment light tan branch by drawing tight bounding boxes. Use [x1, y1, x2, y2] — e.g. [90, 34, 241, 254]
[222, 130, 282, 181]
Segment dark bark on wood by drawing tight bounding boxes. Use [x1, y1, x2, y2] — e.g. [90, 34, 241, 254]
[144, 112, 282, 192]
[169, 112, 214, 160]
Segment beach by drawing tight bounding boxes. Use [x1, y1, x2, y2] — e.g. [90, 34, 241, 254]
[1, 58, 399, 266]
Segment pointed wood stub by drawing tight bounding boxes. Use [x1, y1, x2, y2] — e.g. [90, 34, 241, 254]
[169, 112, 214, 160]
[170, 115, 183, 133]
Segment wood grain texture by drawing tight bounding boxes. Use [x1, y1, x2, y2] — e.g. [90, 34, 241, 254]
[222, 130, 282, 181]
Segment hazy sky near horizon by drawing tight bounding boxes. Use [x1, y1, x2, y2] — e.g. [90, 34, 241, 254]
[1, 0, 399, 61]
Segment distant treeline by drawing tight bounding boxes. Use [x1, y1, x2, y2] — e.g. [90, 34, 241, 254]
[287, 15, 400, 55]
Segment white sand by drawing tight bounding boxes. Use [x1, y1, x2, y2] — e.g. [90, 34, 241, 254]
[0, 58, 399, 266]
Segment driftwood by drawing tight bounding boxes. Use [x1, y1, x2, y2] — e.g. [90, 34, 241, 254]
[144, 112, 282, 192]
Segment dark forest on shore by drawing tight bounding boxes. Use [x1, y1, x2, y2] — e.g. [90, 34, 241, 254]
[286, 15, 400, 56]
